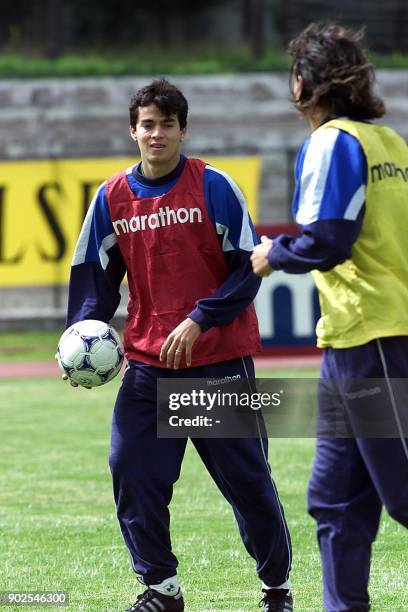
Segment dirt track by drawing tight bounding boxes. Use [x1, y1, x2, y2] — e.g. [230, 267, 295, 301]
[0, 355, 321, 379]
[0, 361, 61, 379]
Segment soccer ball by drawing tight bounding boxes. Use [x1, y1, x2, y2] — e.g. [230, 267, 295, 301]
[57, 320, 124, 389]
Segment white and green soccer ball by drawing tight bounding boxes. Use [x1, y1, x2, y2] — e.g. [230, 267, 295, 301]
[57, 320, 124, 389]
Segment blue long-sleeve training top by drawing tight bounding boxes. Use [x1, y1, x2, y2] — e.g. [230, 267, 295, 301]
[268, 123, 368, 273]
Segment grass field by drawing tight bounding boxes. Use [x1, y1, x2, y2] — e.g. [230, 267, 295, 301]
[0, 342, 407, 610]
[0, 331, 61, 363]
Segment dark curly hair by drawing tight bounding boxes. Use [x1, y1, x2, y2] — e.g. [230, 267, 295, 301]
[288, 23, 385, 120]
[129, 78, 188, 128]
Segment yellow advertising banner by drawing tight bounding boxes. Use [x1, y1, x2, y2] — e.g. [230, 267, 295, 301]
[0, 156, 260, 287]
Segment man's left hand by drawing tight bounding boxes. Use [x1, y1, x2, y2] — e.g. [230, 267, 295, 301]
[251, 235, 274, 277]
[160, 318, 202, 369]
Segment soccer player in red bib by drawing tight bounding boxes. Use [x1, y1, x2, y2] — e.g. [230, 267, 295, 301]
[65, 79, 293, 612]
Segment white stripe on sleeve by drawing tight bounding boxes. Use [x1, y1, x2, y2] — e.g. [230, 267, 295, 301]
[205, 165, 256, 251]
[215, 222, 235, 252]
[343, 184, 365, 220]
[296, 128, 339, 225]
[72, 182, 106, 266]
[99, 233, 118, 270]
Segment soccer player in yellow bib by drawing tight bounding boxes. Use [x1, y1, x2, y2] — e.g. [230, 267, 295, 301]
[251, 23, 408, 612]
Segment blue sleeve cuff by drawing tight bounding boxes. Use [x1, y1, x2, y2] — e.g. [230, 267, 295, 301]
[267, 244, 283, 270]
[187, 308, 213, 332]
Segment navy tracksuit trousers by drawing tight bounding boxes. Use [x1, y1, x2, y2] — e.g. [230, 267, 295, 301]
[308, 337, 408, 612]
[109, 356, 292, 588]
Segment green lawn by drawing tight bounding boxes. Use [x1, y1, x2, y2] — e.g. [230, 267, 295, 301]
[1, 49, 408, 79]
[0, 331, 61, 363]
[0, 374, 407, 611]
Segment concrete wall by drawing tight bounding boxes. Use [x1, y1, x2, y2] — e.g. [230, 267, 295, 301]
[1, 72, 407, 327]
[2, 71, 407, 222]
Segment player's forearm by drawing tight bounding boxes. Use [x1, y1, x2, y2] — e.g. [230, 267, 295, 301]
[187, 250, 261, 330]
[268, 217, 364, 274]
[66, 260, 124, 328]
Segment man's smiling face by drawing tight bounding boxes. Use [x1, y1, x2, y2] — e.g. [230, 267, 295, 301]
[130, 103, 186, 178]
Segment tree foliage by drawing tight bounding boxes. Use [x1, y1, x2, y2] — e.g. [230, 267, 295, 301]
[0, 0, 230, 57]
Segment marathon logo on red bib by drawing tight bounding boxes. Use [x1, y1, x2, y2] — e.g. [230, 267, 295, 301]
[112, 206, 203, 235]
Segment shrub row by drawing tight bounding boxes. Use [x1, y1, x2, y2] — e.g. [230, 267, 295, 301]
[0, 49, 406, 78]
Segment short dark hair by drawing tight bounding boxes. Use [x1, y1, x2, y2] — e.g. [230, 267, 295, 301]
[288, 23, 385, 120]
[129, 78, 188, 128]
